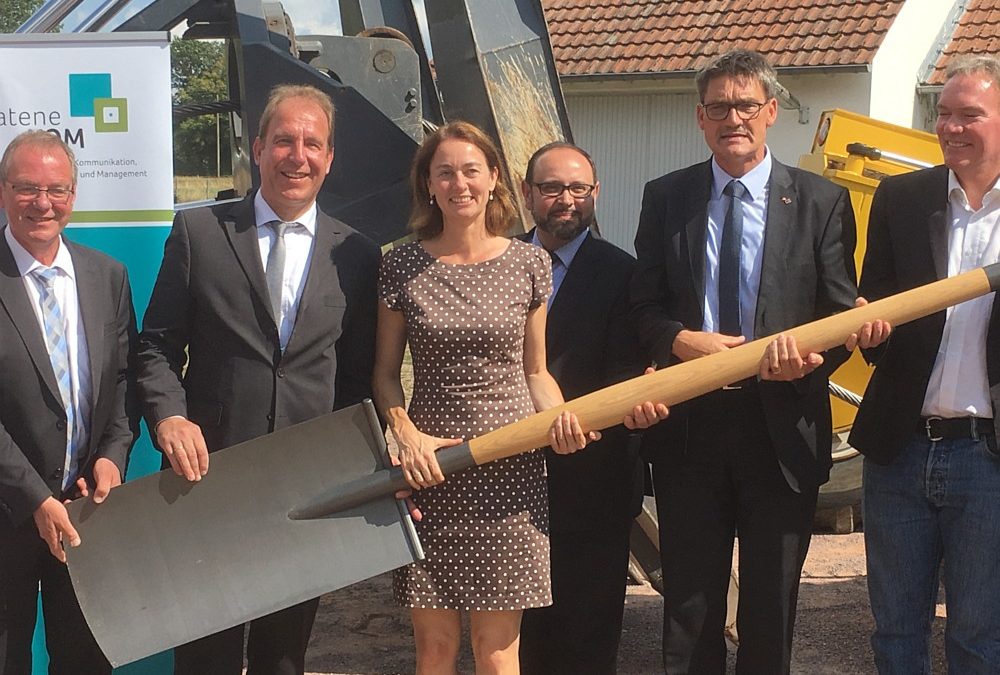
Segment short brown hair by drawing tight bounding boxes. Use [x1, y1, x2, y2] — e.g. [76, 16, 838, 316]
[258, 84, 336, 147]
[695, 49, 779, 102]
[409, 121, 518, 239]
[0, 130, 78, 185]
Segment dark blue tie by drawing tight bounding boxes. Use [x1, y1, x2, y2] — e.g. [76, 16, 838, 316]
[719, 180, 746, 337]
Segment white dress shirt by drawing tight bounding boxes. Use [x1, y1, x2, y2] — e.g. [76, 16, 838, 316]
[253, 191, 317, 350]
[5, 227, 92, 488]
[921, 172, 1000, 418]
[702, 151, 772, 340]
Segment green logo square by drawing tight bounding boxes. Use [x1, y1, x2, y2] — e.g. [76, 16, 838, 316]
[94, 98, 128, 132]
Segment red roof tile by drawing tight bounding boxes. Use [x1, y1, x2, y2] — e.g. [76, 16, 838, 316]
[543, 0, 905, 77]
[927, 0, 1000, 85]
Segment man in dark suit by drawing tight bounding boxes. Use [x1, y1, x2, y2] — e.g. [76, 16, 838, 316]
[0, 130, 138, 674]
[517, 142, 647, 675]
[630, 50, 863, 673]
[850, 55, 1000, 674]
[137, 84, 379, 675]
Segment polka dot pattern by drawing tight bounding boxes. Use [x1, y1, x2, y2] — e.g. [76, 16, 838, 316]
[379, 238, 554, 611]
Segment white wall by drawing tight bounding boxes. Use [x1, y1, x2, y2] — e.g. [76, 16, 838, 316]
[565, 91, 706, 254]
[870, 0, 959, 127]
[770, 71, 872, 164]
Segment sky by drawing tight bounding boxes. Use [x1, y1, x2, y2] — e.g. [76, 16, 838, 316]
[52, 0, 427, 40]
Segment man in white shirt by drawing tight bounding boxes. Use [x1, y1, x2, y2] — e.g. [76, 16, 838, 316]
[136, 84, 380, 675]
[851, 55, 1000, 674]
[0, 130, 138, 674]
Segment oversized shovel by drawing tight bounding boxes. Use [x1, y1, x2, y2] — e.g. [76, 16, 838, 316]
[66, 262, 1000, 666]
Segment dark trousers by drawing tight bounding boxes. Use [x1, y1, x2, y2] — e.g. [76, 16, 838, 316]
[519, 519, 632, 675]
[0, 517, 111, 675]
[172, 598, 320, 675]
[653, 387, 818, 675]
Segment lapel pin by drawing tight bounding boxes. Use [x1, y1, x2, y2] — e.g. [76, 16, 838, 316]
[781, 196, 792, 204]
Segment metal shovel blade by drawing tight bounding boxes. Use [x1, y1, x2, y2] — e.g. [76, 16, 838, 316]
[65, 401, 422, 667]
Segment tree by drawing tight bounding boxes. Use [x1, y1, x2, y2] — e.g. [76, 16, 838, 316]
[0, 0, 44, 32]
[171, 39, 232, 176]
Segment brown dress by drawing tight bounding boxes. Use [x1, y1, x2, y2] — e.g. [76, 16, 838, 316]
[379, 238, 553, 611]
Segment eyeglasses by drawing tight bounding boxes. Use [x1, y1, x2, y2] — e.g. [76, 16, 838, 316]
[700, 101, 767, 122]
[7, 183, 75, 204]
[533, 182, 596, 198]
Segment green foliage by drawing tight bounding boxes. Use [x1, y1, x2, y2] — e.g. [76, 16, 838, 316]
[171, 39, 232, 177]
[0, 0, 44, 32]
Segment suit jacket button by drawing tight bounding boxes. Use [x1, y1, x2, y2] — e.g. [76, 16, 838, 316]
[266, 413, 274, 422]
[56, 420, 67, 431]
[52, 468, 63, 479]
[276, 368, 285, 378]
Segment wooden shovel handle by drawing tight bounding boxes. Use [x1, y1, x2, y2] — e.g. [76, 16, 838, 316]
[468, 263, 1000, 465]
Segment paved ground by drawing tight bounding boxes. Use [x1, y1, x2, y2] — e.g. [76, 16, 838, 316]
[301, 533, 946, 674]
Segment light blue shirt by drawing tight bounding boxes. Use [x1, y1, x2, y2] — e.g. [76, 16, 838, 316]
[530, 227, 590, 308]
[702, 150, 772, 340]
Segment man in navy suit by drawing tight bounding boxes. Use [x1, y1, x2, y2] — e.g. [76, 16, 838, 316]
[630, 50, 873, 673]
[0, 130, 138, 674]
[518, 142, 647, 675]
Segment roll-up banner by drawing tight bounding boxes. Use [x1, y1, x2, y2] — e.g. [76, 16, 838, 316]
[0, 32, 173, 674]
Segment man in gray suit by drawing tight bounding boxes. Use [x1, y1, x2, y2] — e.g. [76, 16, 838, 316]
[137, 84, 379, 675]
[0, 130, 138, 674]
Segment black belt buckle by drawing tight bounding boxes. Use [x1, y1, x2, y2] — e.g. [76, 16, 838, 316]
[925, 416, 943, 442]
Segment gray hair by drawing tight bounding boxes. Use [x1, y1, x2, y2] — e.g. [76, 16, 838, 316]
[695, 49, 779, 102]
[946, 54, 1000, 89]
[0, 129, 78, 185]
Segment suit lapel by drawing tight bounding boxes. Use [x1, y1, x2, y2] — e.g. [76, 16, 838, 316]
[550, 232, 597, 314]
[925, 167, 951, 281]
[68, 242, 104, 411]
[220, 195, 275, 325]
[755, 160, 795, 335]
[295, 212, 341, 325]
[0, 233, 63, 404]
[684, 162, 713, 312]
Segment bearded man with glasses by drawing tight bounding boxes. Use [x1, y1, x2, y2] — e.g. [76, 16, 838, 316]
[630, 49, 885, 674]
[0, 129, 139, 674]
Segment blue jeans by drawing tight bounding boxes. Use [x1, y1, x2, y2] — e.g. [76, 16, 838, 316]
[863, 434, 1000, 674]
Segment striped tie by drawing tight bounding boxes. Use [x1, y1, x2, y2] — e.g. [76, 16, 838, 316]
[31, 267, 77, 488]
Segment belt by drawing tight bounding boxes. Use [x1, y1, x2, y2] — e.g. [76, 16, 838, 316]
[919, 416, 994, 441]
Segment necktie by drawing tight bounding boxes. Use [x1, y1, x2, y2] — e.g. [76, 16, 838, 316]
[719, 180, 746, 337]
[547, 247, 561, 270]
[31, 267, 77, 487]
[265, 221, 289, 322]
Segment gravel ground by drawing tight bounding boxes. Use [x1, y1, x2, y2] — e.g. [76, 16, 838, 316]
[301, 533, 946, 674]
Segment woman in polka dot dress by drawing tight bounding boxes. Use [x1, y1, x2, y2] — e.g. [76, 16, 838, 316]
[372, 121, 598, 673]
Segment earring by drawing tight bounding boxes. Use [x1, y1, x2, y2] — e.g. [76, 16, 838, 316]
[488, 191, 494, 201]
[429, 195, 436, 205]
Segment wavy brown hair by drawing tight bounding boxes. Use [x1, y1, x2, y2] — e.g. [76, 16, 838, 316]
[409, 121, 518, 239]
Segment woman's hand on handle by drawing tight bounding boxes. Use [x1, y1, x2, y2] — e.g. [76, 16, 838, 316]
[394, 426, 464, 490]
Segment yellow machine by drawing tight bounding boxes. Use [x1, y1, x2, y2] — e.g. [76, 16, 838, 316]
[800, 109, 943, 519]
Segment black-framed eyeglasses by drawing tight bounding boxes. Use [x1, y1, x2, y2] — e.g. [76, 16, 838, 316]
[533, 182, 595, 198]
[7, 183, 75, 204]
[700, 101, 767, 122]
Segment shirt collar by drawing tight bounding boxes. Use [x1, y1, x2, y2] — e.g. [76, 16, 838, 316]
[531, 226, 590, 268]
[711, 148, 772, 201]
[947, 169, 1000, 210]
[253, 190, 317, 236]
[4, 225, 75, 280]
